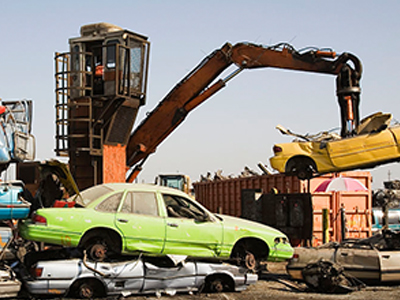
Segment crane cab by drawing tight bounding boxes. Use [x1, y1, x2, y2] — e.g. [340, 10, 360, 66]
[67, 22, 149, 101]
[55, 23, 150, 190]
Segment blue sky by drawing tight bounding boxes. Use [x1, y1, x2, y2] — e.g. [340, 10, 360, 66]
[1, 1, 400, 188]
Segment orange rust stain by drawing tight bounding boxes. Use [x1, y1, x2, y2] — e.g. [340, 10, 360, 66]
[103, 144, 126, 183]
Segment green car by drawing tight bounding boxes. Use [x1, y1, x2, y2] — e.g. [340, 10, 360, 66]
[19, 183, 293, 269]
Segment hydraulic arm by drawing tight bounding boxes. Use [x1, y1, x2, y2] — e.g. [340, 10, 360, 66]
[126, 42, 362, 182]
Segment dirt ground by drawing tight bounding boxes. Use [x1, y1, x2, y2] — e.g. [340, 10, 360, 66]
[121, 262, 400, 300]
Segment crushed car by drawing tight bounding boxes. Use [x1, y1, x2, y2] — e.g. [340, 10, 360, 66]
[287, 230, 400, 284]
[18, 250, 257, 298]
[18, 183, 293, 268]
[270, 112, 400, 179]
[0, 264, 21, 298]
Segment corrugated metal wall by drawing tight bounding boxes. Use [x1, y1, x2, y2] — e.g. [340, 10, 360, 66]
[194, 174, 303, 216]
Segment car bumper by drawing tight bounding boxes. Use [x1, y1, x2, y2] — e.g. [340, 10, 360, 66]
[269, 242, 294, 261]
[269, 156, 287, 173]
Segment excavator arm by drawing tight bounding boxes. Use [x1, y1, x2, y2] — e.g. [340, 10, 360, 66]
[126, 42, 362, 182]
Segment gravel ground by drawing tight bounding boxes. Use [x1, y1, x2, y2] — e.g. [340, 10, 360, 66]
[120, 262, 400, 300]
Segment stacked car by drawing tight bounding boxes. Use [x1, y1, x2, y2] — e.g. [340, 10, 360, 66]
[0, 183, 294, 298]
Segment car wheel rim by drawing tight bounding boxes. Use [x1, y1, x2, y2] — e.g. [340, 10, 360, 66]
[90, 244, 107, 261]
[245, 251, 257, 270]
[79, 284, 94, 298]
[211, 279, 224, 293]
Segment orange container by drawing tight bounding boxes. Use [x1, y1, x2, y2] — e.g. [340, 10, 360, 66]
[311, 191, 371, 245]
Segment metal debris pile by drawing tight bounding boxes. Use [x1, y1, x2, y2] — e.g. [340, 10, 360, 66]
[199, 164, 272, 182]
[373, 180, 400, 208]
[302, 259, 364, 293]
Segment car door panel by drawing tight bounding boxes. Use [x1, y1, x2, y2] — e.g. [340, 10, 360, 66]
[115, 213, 166, 253]
[115, 191, 166, 253]
[162, 194, 223, 256]
[335, 248, 380, 281]
[164, 217, 223, 256]
[379, 251, 400, 282]
[327, 130, 398, 168]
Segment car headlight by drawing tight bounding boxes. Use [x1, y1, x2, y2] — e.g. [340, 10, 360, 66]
[274, 237, 288, 244]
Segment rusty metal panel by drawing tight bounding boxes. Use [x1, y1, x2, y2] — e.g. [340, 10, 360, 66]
[311, 193, 336, 245]
[311, 191, 371, 245]
[336, 191, 371, 240]
[194, 174, 304, 216]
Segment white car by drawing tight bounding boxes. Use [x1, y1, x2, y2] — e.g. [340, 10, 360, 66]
[21, 254, 257, 298]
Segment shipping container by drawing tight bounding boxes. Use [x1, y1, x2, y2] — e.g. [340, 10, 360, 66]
[193, 171, 372, 245]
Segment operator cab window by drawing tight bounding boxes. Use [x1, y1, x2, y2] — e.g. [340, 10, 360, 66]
[106, 40, 119, 69]
[120, 192, 158, 216]
[163, 194, 207, 220]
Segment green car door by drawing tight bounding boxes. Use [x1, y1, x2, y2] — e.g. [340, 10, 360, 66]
[162, 193, 223, 257]
[114, 191, 166, 254]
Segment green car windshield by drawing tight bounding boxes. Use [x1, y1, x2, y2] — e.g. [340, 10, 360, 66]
[69, 185, 114, 206]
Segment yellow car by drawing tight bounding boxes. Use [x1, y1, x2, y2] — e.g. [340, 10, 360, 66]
[270, 113, 400, 179]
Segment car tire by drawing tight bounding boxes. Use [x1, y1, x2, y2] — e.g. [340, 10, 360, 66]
[204, 274, 234, 293]
[286, 157, 316, 180]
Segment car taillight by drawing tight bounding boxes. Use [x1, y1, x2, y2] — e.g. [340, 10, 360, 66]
[32, 213, 47, 225]
[31, 267, 43, 278]
[273, 145, 282, 153]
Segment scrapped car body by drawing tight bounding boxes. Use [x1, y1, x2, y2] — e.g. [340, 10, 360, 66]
[0, 184, 30, 220]
[19, 183, 293, 266]
[270, 115, 400, 179]
[0, 266, 21, 298]
[287, 230, 400, 283]
[22, 256, 257, 298]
